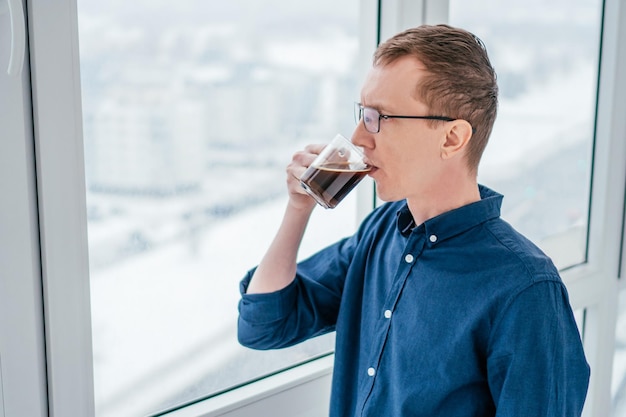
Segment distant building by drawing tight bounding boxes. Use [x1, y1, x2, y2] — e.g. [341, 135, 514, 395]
[84, 85, 206, 196]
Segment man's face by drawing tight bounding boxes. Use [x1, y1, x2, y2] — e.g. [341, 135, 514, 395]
[352, 56, 448, 203]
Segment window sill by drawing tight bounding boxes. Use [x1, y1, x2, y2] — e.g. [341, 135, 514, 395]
[159, 354, 334, 417]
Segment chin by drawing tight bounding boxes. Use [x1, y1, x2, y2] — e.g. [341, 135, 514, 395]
[374, 184, 399, 203]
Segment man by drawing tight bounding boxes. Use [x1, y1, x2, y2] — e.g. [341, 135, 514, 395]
[238, 24, 590, 416]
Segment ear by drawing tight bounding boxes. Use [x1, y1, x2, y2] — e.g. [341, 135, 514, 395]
[440, 120, 473, 160]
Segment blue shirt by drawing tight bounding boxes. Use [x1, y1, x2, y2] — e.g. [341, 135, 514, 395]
[238, 186, 590, 416]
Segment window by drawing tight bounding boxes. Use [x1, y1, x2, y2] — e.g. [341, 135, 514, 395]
[449, 0, 603, 270]
[5, 1, 625, 416]
[77, 1, 361, 415]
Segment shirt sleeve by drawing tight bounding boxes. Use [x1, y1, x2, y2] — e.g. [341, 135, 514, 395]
[487, 279, 590, 416]
[237, 234, 358, 350]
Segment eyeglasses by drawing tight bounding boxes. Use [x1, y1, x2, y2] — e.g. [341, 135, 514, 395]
[354, 102, 456, 134]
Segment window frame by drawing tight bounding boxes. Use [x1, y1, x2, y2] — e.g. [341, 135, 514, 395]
[0, 1, 47, 414]
[26, 0, 95, 415]
[10, 0, 626, 416]
[573, 1, 626, 415]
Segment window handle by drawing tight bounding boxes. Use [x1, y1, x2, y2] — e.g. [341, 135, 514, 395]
[5, 0, 25, 76]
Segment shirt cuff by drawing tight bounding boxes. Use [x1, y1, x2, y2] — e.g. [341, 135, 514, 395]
[238, 270, 298, 325]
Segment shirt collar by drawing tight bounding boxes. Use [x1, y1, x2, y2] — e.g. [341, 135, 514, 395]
[396, 185, 503, 244]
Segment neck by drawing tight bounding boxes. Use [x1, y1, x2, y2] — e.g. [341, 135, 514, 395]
[406, 174, 480, 226]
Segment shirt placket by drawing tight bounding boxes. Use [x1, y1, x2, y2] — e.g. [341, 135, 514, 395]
[358, 232, 426, 416]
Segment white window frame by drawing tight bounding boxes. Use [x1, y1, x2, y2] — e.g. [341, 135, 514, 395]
[26, 0, 95, 415]
[0, 0, 47, 415]
[575, 1, 626, 415]
[2, 0, 624, 416]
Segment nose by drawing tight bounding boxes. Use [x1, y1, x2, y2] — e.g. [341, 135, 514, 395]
[351, 120, 374, 150]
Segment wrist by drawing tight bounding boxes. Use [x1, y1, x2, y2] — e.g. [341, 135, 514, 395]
[286, 195, 317, 214]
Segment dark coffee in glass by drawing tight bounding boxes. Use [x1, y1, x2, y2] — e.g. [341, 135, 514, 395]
[300, 135, 370, 209]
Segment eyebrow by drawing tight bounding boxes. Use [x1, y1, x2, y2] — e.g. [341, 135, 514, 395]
[359, 101, 387, 113]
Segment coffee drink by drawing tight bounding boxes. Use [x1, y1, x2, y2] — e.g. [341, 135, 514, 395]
[300, 162, 370, 209]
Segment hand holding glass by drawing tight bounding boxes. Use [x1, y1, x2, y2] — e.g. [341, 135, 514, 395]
[300, 134, 371, 209]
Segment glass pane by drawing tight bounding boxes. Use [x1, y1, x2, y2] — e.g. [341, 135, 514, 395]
[449, 0, 602, 270]
[77, 2, 360, 416]
[612, 289, 626, 416]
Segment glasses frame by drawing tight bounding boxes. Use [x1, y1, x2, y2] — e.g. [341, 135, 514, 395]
[354, 102, 457, 134]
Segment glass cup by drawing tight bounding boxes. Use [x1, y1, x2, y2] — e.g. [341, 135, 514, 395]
[300, 134, 371, 209]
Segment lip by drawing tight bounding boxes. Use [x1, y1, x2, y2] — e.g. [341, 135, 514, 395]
[365, 163, 378, 176]
[363, 157, 377, 175]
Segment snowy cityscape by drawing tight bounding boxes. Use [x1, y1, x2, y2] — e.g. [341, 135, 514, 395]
[74, 0, 625, 416]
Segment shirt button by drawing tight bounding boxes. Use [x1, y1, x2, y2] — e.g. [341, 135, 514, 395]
[384, 310, 392, 319]
[367, 367, 376, 377]
[404, 254, 414, 263]
[429, 234, 438, 243]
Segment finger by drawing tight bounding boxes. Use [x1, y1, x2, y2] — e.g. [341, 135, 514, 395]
[291, 147, 322, 169]
[304, 143, 326, 155]
[286, 162, 306, 183]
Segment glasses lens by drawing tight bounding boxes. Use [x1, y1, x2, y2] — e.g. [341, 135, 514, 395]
[354, 103, 361, 126]
[363, 107, 379, 133]
[354, 104, 379, 133]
